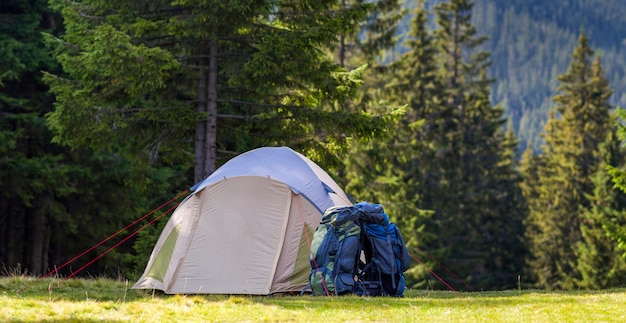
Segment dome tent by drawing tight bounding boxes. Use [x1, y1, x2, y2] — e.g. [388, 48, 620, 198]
[132, 147, 352, 294]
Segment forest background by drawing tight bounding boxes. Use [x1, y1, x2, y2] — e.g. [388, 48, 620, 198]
[2, 0, 626, 291]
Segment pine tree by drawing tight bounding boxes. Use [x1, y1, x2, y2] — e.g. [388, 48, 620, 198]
[342, 2, 434, 286]
[335, 0, 406, 186]
[0, 0, 63, 275]
[0, 0, 177, 276]
[412, 0, 525, 290]
[576, 126, 626, 289]
[605, 108, 626, 259]
[44, 0, 399, 183]
[346, 0, 524, 290]
[525, 33, 614, 289]
[491, 125, 527, 287]
[519, 143, 544, 286]
[334, 0, 404, 70]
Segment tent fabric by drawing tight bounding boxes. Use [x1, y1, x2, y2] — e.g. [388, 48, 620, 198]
[192, 146, 347, 213]
[133, 147, 351, 294]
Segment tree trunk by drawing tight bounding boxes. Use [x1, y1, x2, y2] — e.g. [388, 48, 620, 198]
[194, 38, 218, 182]
[194, 56, 208, 183]
[42, 219, 51, 276]
[0, 198, 6, 268]
[338, 0, 346, 68]
[51, 225, 63, 277]
[30, 204, 45, 276]
[6, 200, 18, 271]
[204, 38, 218, 177]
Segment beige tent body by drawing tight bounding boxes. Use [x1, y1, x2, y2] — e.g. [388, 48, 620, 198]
[132, 147, 351, 294]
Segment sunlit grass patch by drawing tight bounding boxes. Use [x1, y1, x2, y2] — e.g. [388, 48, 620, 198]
[1, 277, 625, 322]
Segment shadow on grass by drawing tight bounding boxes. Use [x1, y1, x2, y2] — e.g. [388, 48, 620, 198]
[3, 277, 625, 308]
[1, 276, 151, 302]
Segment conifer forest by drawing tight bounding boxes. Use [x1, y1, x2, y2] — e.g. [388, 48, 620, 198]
[2, 0, 626, 290]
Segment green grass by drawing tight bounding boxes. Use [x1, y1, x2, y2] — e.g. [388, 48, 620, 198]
[1, 277, 625, 322]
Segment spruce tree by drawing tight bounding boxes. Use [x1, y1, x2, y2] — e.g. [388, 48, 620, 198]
[519, 143, 543, 286]
[525, 33, 614, 289]
[335, 0, 406, 187]
[413, 0, 525, 290]
[576, 126, 626, 289]
[0, 0, 64, 275]
[347, 0, 524, 290]
[44, 0, 399, 183]
[334, 0, 404, 70]
[492, 125, 527, 287]
[606, 108, 626, 259]
[343, 1, 436, 286]
[0, 0, 177, 276]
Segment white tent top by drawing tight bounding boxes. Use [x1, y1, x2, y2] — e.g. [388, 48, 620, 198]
[192, 146, 351, 211]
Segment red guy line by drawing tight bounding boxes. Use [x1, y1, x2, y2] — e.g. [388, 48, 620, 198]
[409, 252, 461, 297]
[41, 190, 189, 279]
[412, 247, 476, 292]
[58, 199, 183, 284]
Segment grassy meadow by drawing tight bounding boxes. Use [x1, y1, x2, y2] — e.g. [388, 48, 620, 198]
[1, 277, 625, 322]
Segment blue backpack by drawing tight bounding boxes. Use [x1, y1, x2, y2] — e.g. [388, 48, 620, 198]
[308, 202, 411, 296]
[308, 205, 362, 296]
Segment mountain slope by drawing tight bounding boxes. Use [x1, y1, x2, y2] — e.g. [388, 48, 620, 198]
[470, 0, 626, 151]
